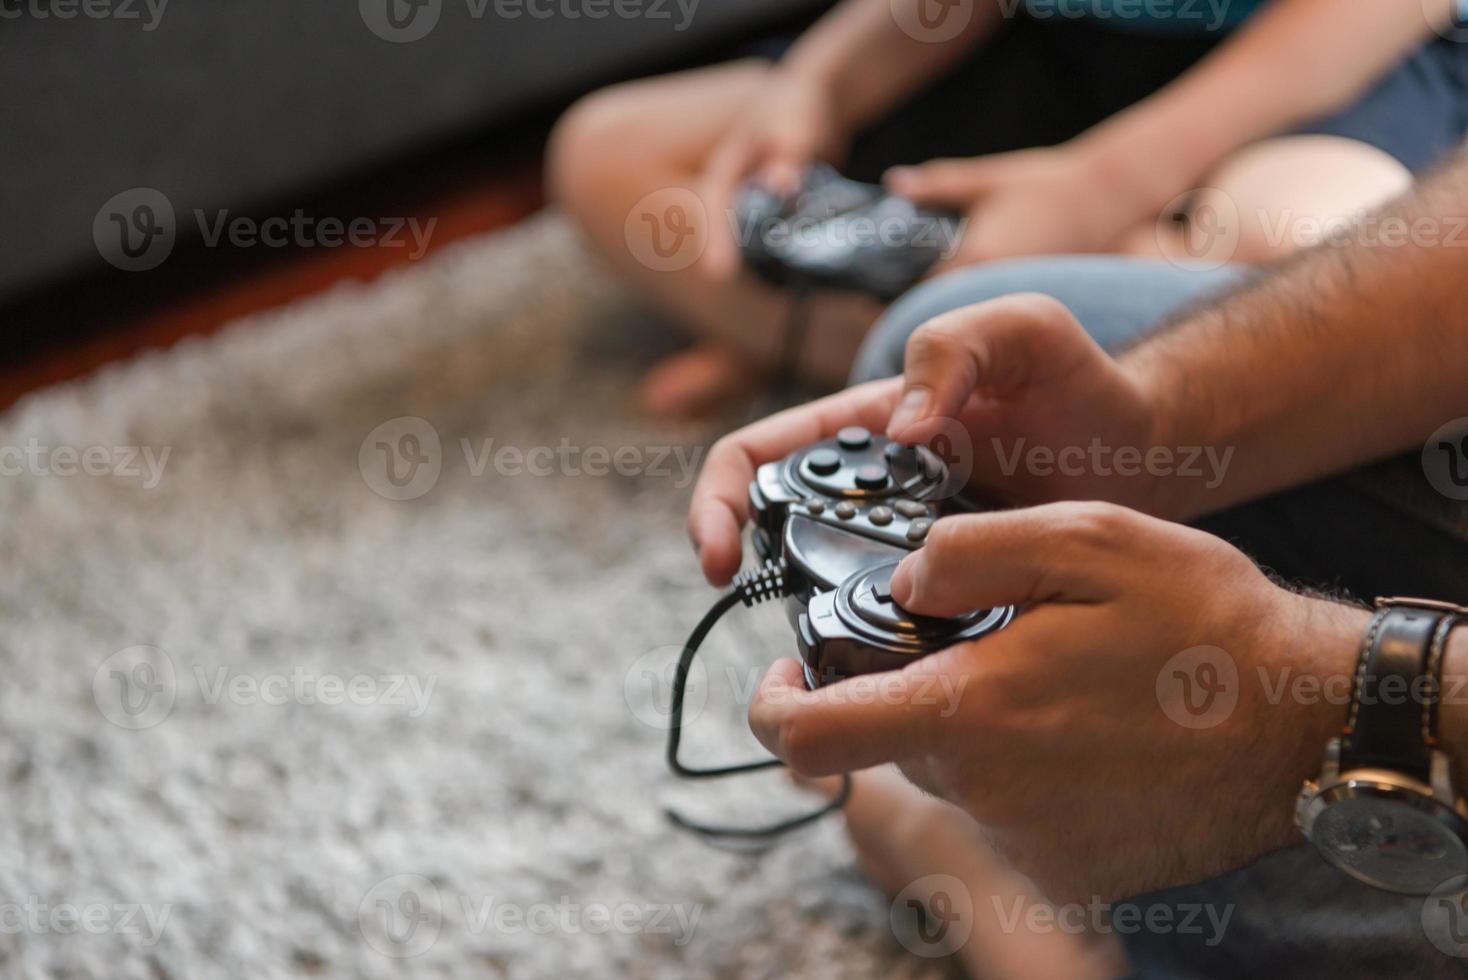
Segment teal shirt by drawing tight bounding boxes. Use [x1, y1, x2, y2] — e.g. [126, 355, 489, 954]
[1021, 0, 1266, 33]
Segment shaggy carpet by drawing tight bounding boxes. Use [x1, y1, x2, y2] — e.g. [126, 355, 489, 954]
[0, 214, 947, 979]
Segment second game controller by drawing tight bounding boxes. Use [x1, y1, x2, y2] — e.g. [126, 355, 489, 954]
[734, 164, 963, 301]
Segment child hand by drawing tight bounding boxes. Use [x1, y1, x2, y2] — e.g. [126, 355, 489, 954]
[885, 145, 1157, 272]
[697, 70, 853, 280]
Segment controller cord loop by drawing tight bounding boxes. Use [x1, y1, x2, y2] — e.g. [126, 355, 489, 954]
[665, 559, 853, 840]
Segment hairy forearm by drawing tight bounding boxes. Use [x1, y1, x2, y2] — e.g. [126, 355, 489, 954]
[1120, 150, 1468, 520]
[783, 0, 1002, 131]
[1080, 0, 1440, 206]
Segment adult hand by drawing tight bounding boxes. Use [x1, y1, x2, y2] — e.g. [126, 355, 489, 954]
[698, 69, 853, 280]
[688, 294, 1170, 586]
[885, 145, 1156, 273]
[747, 501, 1366, 903]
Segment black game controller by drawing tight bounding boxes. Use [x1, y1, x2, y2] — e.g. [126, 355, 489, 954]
[664, 428, 1014, 840]
[749, 426, 1013, 687]
[734, 164, 963, 301]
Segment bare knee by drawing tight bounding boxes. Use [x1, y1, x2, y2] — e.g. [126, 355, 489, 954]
[1196, 135, 1414, 263]
[547, 85, 646, 220]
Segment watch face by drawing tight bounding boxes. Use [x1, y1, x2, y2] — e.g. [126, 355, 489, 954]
[1312, 793, 1468, 894]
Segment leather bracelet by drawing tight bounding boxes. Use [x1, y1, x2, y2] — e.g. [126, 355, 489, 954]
[1340, 603, 1445, 781]
[1425, 613, 1463, 748]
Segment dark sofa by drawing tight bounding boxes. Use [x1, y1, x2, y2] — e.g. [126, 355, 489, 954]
[0, 0, 829, 303]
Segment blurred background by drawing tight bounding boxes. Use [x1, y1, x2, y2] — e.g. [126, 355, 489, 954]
[0, 5, 962, 980]
[0, 0, 831, 404]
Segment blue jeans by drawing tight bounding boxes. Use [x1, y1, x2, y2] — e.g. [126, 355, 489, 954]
[852, 256, 1468, 978]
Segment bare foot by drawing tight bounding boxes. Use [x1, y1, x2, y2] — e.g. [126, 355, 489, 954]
[801, 768, 1128, 979]
[637, 344, 759, 418]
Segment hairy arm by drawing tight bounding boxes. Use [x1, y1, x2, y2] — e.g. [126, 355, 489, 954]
[1121, 150, 1468, 520]
[1077, 0, 1448, 211]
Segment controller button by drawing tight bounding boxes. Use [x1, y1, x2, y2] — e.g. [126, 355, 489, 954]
[837, 426, 872, 450]
[906, 519, 932, 542]
[871, 582, 893, 603]
[835, 501, 858, 520]
[894, 500, 929, 519]
[869, 505, 894, 526]
[854, 463, 889, 490]
[803, 497, 825, 515]
[806, 448, 841, 475]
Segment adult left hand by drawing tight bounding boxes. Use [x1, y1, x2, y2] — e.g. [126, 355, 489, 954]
[748, 501, 1368, 903]
[885, 146, 1154, 273]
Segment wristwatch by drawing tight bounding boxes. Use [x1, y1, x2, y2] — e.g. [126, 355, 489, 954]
[1296, 597, 1468, 894]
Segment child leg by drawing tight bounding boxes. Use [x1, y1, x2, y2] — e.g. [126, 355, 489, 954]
[547, 61, 880, 414]
[1122, 134, 1413, 265]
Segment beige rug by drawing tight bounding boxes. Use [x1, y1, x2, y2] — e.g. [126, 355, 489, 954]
[0, 213, 943, 979]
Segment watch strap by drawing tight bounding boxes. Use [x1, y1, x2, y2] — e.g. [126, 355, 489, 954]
[1341, 604, 1442, 781]
[1425, 613, 1462, 749]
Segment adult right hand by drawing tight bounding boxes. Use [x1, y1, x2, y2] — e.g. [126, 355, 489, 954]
[688, 294, 1170, 586]
[697, 68, 853, 280]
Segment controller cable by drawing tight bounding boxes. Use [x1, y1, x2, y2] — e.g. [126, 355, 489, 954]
[749, 279, 814, 423]
[665, 559, 852, 840]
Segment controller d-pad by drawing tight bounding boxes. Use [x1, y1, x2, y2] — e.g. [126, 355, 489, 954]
[849, 562, 987, 636]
